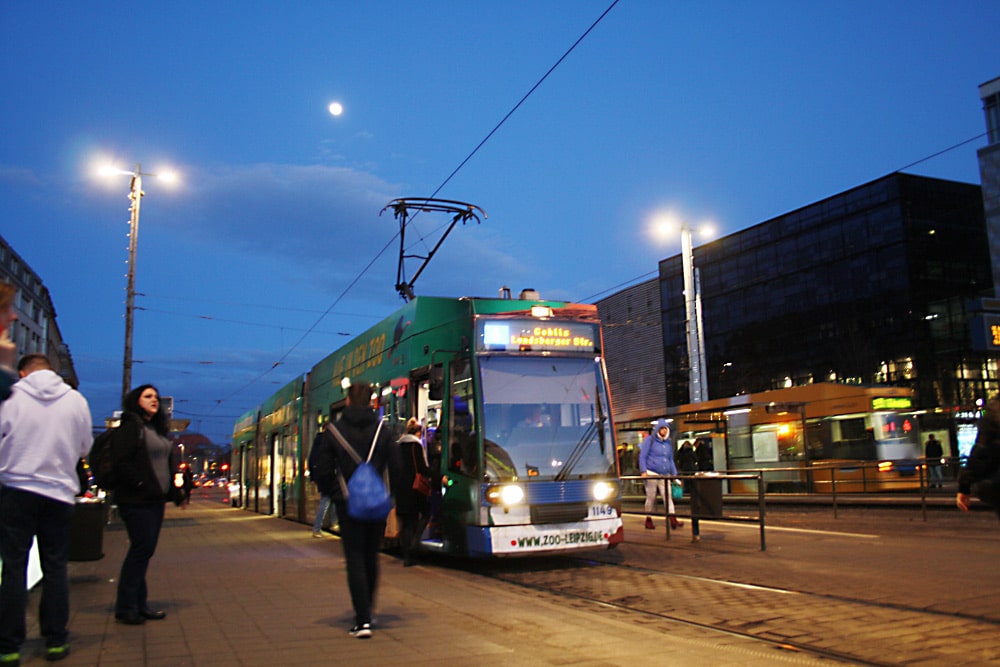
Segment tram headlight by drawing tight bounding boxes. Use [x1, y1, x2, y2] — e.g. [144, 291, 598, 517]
[485, 484, 525, 506]
[592, 480, 618, 501]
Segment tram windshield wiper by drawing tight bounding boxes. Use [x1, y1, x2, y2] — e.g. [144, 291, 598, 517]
[554, 419, 599, 481]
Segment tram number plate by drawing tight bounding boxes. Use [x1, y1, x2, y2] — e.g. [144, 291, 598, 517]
[588, 504, 615, 518]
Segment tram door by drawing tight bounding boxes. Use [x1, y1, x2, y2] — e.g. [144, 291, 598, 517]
[413, 371, 442, 470]
[270, 432, 281, 516]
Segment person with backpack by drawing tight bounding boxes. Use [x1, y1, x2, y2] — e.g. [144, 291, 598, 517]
[109, 384, 186, 626]
[0, 354, 92, 665]
[307, 381, 395, 639]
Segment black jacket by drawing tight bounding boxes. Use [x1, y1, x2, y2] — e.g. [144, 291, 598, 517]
[394, 434, 432, 514]
[308, 406, 397, 504]
[110, 413, 183, 505]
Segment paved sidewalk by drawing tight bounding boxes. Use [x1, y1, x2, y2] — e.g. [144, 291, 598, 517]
[13, 497, 835, 667]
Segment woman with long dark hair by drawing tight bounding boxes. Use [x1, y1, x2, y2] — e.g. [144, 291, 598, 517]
[110, 384, 185, 625]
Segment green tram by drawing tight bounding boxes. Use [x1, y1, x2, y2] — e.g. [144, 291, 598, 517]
[230, 293, 624, 557]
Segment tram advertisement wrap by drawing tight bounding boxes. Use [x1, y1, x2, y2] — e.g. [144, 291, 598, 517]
[489, 517, 622, 554]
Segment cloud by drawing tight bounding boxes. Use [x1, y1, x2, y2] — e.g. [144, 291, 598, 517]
[171, 163, 400, 258]
[0, 164, 43, 188]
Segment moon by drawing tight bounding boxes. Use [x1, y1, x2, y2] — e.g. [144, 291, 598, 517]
[328, 102, 344, 117]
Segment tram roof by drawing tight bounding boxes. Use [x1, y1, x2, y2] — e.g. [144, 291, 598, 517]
[664, 382, 915, 420]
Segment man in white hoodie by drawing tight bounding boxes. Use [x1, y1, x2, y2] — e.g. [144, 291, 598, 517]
[0, 354, 92, 666]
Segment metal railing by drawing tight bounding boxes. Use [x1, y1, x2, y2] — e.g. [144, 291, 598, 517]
[621, 473, 767, 550]
[621, 456, 965, 523]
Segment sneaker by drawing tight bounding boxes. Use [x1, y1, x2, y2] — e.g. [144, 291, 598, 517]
[0, 653, 20, 667]
[349, 623, 372, 639]
[644, 516, 654, 530]
[45, 645, 70, 662]
[312, 531, 322, 538]
[691, 535, 701, 543]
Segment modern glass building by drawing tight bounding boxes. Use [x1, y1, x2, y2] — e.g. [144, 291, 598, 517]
[657, 173, 993, 414]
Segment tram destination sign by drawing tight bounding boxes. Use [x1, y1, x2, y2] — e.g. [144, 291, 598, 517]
[478, 319, 599, 353]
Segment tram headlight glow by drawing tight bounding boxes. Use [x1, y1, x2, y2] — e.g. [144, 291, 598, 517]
[592, 480, 618, 501]
[485, 484, 525, 506]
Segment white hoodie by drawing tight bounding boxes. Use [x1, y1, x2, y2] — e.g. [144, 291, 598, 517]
[0, 369, 92, 504]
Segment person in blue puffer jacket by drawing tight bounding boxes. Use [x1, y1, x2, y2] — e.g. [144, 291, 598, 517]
[639, 419, 682, 530]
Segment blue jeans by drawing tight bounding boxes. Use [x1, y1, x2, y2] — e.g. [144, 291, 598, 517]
[312, 495, 334, 533]
[0, 487, 75, 653]
[115, 502, 165, 614]
[335, 502, 384, 626]
[929, 465, 944, 485]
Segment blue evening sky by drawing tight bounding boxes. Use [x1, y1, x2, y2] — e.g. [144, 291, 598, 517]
[1, 1, 997, 443]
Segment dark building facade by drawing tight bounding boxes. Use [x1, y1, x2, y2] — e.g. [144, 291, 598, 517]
[596, 278, 665, 424]
[978, 75, 1000, 292]
[659, 173, 993, 412]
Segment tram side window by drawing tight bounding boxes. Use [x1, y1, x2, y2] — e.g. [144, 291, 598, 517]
[448, 359, 478, 476]
[830, 418, 876, 460]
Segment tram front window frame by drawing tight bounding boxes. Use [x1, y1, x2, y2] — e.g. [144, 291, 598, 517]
[476, 355, 616, 483]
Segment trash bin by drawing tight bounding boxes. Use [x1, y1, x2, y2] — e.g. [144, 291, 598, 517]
[691, 475, 723, 518]
[69, 498, 104, 561]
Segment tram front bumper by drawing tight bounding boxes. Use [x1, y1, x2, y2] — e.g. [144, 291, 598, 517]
[469, 516, 623, 556]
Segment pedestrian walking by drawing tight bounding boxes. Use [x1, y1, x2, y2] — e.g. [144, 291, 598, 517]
[0, 354, 92, 665]
[110, 384, 187, 626]
[639, 419, 682, 530]
[307, 381, 395, 639]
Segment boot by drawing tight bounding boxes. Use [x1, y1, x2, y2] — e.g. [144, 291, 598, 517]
[669, 515, 683, 530]
[644, 516, 655, 530]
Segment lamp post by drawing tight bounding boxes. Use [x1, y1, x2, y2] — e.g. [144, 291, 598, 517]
[122, 164, 143, 402]
[680, 223, 708, 403]
[101, 163, 175, 401]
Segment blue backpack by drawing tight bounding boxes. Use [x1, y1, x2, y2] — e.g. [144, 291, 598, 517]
[327, 420, 393, 522]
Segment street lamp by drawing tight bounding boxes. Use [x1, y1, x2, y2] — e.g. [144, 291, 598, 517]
[100, 163, 176, 401]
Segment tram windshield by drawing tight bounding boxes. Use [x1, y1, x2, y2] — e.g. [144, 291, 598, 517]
[478, 356, 616, 481]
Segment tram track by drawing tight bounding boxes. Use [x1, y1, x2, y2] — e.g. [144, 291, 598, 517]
[464, 544, 1000, 666]
[479, 563, 871, 666]
[578, 541, 1000, 628]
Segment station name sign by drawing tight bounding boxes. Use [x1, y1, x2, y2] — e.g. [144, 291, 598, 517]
[478, 319, 599, 353]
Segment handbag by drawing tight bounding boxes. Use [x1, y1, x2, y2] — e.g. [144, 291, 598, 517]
[671, 480, 683, 501]
[411, 447, 432, 496]
[327, 420, 393, 522]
